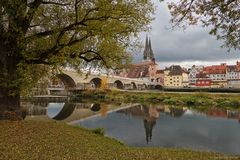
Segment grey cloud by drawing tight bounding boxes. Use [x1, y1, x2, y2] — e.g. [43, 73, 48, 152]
[134, 1, 239, 65]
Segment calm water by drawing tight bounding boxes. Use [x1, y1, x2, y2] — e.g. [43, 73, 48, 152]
[22, 101, 240, 155]
[78, 105, 240, 155]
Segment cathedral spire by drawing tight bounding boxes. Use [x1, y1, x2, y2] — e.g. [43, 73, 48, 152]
[143, 35, 149, 60]
[143, 35, 155, 61]
[148, 38, 154, 60]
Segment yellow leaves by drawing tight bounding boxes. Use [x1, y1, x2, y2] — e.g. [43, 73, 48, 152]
[0, 121, 236, 160]
[100, 77, 108, 89]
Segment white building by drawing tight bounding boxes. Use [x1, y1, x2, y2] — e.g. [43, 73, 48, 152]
[188, 65, 204, 87]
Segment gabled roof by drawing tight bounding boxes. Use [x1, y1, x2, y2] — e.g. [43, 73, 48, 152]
[165, 65, 183, 76]
[127, 61, 156, 78]
[227, 65, 238, 72]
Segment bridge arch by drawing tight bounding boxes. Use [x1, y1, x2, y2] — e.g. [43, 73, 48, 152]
[114, 80, 124, 89]
[131, 82, 137, 90]
[143, 83, 148, 89]
[90, 78, 102, 89]
[56, 74, 76, 88]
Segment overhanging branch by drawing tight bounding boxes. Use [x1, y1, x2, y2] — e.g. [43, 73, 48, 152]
[42, 1, 71, 6]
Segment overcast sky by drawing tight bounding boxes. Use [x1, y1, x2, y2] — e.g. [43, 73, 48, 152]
[134, 0, 239, 69]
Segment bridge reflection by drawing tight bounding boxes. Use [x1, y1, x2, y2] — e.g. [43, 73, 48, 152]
[23, 102, 108, 121]
[47, 103, 76, 120]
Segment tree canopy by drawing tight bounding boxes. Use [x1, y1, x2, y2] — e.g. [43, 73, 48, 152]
[0, 0, 154, 115]
[168, 0, 240, 50]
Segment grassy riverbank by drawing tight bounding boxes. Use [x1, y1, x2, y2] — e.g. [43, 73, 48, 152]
[76, 90, 240, 110]
[1, 121, 238, 160]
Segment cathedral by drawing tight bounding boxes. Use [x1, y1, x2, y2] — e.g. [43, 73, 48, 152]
[118, 36, 164, 86]
[143, 36, 155, 61]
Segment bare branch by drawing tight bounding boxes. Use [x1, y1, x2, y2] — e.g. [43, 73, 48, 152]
[41, 1, 71, 6]
[176, 0, 195, 24]
[34, 33, 91, 63]
[26, 7, 99, 40]
[24, 0, 43, 34]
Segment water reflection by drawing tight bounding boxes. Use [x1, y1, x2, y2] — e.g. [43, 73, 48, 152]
[22, 102, 109, 121]
[47, 103, 76, 120]
[207, 108, 240, 122]
[79, 104, 240, 155]
[118, 105, 187, 143]
[90, 103, 101, 112]
[21, 101, 240, 154]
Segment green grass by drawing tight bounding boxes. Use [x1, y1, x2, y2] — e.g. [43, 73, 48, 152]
[0, 121, 239, 160]
[75, 90, 240, 110]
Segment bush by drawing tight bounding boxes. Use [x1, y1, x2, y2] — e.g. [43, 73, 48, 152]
[92, 128, 105, 136]
[181, 97, 197, 106]
[230, 100, 240, 108]
[163, 98, 177, 105]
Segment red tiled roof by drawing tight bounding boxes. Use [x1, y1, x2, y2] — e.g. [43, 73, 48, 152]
[127, 61, 155, 78]
[132, 60, 157, 66]
[204, 64, 226, 74]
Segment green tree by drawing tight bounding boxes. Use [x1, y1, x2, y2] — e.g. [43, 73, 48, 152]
[0, 0, 154, 119]
[168, 0, 239, 50]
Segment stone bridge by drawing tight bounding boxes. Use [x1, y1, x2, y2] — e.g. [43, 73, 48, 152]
[48, 70, 163, 93]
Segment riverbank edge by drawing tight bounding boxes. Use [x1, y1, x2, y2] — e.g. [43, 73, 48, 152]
[72, 90, 240, 110]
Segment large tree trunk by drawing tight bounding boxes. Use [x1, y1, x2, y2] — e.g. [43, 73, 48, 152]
[0, 40, 23, 120]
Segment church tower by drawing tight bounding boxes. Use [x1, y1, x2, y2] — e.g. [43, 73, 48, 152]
[143, 35, 155, 61]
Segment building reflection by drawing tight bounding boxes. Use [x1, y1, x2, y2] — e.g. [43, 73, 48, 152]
[144, 117, 156, 143]
[207, 108, 240, 123]
[168, 107, 186, 118]
[117, 104, 187, 143]
[21, 102, 109, 120]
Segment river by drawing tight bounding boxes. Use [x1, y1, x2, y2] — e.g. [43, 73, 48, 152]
[21, 100, 240, 155]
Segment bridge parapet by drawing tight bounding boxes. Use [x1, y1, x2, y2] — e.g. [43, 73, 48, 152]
[49, 70, 163, 91]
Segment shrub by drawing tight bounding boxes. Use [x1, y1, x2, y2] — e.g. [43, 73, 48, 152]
[230, 100, 240, 108]
[92, 128, 105, 136]
[163, 98, 177, 105]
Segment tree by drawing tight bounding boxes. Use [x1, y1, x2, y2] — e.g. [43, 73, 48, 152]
[0, 0, 154, 119]
[168, 0, 240, 50]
